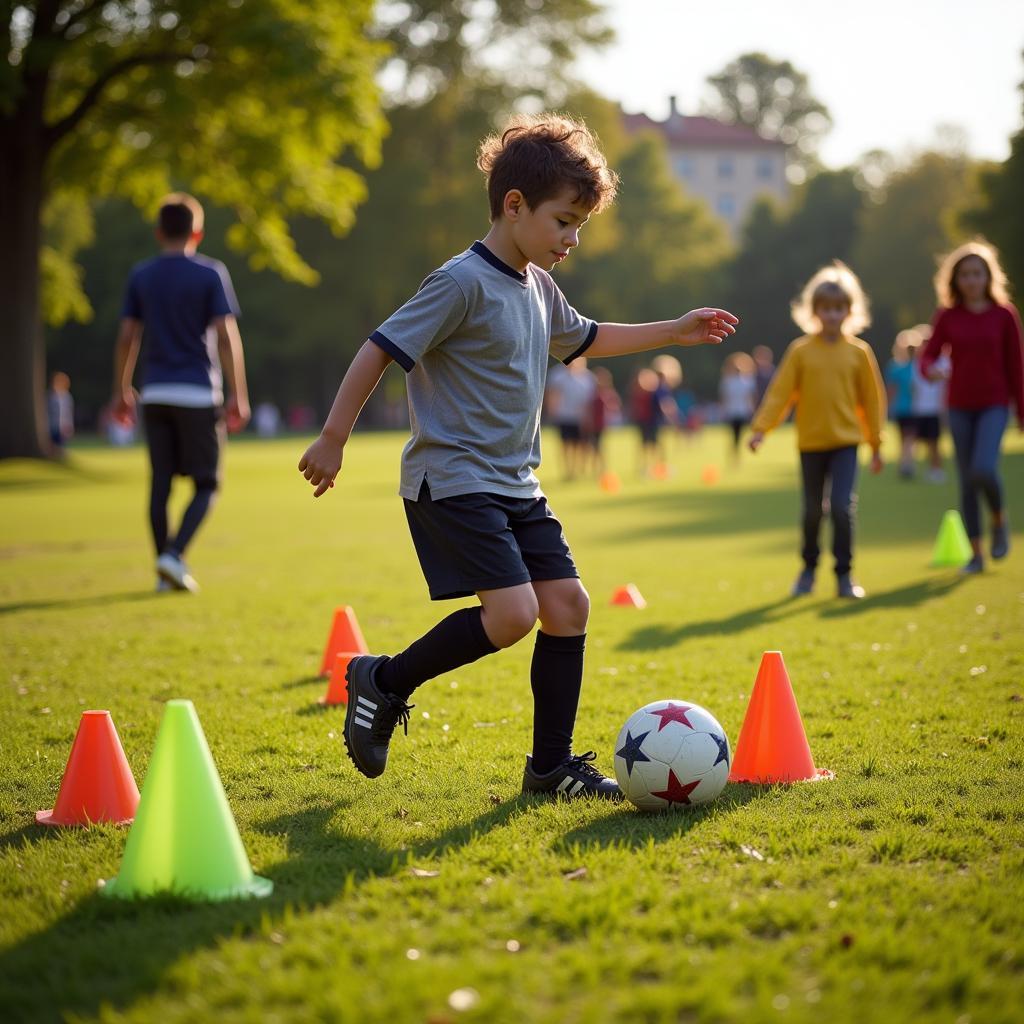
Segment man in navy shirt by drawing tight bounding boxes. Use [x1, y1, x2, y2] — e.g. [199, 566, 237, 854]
[111, 193, 250, 592]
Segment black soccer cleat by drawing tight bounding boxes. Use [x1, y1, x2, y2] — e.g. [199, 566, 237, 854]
[343, 655, 413, 779]
[522, 751, 622, 800]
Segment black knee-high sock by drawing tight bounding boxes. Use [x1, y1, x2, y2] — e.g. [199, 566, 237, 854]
[376, 606, 498, 701]
[530, 631, 585, 774]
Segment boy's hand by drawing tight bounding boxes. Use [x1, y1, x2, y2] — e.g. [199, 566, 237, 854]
[672, 308, 739, 347]
[870, 450, 884, 474]
[110, 388, 137, 427]
[225, 395, 251, 433]
[748, 430, 765, 453]
[299, 434, 344, 497]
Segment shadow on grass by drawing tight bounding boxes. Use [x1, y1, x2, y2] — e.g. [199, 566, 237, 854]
[0, 795, 531, 1022]
[281, 673, 325, 690]
[554, 783, 766, 854]
[617, 575, 966, 652]
[817, 574, 965, 617]
[0, 589, 163, 616]
[617, 596, 799, 651]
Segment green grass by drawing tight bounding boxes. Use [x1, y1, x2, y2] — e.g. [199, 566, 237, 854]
[1, 426, 1022, 1024]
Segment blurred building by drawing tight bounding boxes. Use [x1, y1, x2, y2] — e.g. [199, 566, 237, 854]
[623, 96, 788, 238]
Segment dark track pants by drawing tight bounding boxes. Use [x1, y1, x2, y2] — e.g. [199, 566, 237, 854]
[948, 406, 1009, 539]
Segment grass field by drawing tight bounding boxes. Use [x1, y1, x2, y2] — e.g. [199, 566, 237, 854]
[1, 426, 1023, 1024]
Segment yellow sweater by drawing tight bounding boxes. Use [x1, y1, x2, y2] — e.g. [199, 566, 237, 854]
[751, 334, 886, 451]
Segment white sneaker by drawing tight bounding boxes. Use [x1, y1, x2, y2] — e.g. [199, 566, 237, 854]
[156, 552, 199, 593]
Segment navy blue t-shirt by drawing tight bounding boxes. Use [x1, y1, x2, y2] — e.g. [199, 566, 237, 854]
[122, 253, 240, 403]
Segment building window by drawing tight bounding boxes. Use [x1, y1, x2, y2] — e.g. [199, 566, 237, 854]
[717, 157, 734, 179]
[716, 194, 736, 219]
[674, 155, 695, 179]
[757, 156, 775, 181]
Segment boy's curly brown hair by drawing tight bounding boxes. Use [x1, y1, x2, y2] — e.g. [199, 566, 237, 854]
[477, 113, 619, 222]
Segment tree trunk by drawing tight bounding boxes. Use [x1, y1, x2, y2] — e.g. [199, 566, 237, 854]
[0, 86, 51, 459]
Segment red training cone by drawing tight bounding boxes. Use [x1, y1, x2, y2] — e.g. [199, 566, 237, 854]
[610, 584, 647, 609]
[319, 605, 369, 676]
[319, 651, 359, 705]
[36, 710, 140, 827]
[728, 651, 833, 784]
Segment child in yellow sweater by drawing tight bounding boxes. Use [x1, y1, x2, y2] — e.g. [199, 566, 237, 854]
[749, 262, 886, 599]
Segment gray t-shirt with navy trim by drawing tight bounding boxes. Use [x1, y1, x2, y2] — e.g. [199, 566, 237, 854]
[370, 241, 597, 501]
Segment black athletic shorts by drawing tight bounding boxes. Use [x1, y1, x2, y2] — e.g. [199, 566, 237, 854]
[558, 422, 583, 443]
[143, 404, 223, 482]
[915, 414, 941, 441]
[895, 415, 917, 440]
[403, 481, 578, 600]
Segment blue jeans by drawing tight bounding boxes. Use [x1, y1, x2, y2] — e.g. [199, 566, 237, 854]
[799, 446, 859, 576]
[947, 406, 1009, 539]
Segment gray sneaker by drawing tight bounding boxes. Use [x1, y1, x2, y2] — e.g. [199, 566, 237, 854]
[343, 655, 412, 779]
[991, 521, 1010, 560]
[156, 552, 199, 592]
[791, 570, 815, 596]
[837, 574, 865, 599]
[961, 554, 985, 575]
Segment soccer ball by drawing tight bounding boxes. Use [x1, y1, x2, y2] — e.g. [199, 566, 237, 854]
[614, 700, 730, 811]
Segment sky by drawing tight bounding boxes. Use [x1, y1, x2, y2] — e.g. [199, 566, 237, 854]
[576, 0, 1024, 168]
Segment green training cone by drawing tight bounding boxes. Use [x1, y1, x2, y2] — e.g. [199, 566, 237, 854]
[103, 700, 272, 901]
[930, 509, 973, 567]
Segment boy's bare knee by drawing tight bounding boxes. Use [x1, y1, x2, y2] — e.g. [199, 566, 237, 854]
[538, 580, 590, 635]
[482, 592, 539, 648]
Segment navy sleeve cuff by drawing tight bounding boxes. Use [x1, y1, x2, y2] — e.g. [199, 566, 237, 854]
[563, 321, 599, 365]
[370, 330, 414, 372]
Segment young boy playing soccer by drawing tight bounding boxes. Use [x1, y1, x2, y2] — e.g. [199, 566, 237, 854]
[112, 193, 250, 592]
[298, 115, 738, 798]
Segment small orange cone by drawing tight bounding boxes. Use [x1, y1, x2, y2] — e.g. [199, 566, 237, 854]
[599, 471, 621, 494]
[701, 464, 720, 485]
[729, 651, 833, 784]
[319, 651, 359, 705]
[36, 711, 140, 827]
[319, 605, 369, 676]
[651, 462, 670, 481]
[610, 584, 647, 608]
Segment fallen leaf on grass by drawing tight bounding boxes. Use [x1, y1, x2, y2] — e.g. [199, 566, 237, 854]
[488, 794, 501, 805]
[1010, 695, 1023, 703]
[740, 845, 765, 861]
[563, 867, 588, 881]
[410, 867, 440, 878]
[448, 988, 480, 1011]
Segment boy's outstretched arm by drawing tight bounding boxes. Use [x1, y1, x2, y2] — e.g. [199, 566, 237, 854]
[299, 340, 393, 497]
[586, 308, 738, 358]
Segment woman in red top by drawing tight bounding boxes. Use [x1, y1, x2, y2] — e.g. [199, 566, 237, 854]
[920, 241, 1024, 573]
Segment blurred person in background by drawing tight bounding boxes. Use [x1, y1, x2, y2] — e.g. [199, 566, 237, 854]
[921, 241, 1024, 574]
[47, 371, 74, 454]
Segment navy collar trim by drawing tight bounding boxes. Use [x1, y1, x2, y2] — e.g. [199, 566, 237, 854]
[471, 241, 528, 284]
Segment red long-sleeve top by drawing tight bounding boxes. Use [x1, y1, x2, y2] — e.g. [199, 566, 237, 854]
[920, 303, 1024, 424]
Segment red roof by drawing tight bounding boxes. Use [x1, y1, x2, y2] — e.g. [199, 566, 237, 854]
[622, 111, 785, 150]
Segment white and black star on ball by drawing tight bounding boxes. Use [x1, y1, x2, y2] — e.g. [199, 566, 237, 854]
[615, 729, 651, 776]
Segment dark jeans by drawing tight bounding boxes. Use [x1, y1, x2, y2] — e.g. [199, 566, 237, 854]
[947, 406, 1009, 539]
[799, 446, 859, 576]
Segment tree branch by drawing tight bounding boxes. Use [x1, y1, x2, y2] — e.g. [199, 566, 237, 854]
[44, 49, 186, 148]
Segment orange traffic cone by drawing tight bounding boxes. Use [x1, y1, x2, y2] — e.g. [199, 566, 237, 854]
[319, 651, 359, 705]
[728, 651, 833, 784]
[599, 471, 621, 494]
[701, 464, 720, 485]
[651, 462, 671, 481]
[610, 584, 647, 609]
[36, 710, 140, 827]
[319, 605, 369, 676]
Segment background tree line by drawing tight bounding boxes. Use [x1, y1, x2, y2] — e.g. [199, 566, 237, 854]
[27, 2, 1024, 434]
